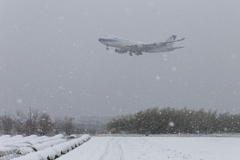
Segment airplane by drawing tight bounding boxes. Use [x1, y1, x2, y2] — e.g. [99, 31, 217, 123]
[98, 35, 185, 56]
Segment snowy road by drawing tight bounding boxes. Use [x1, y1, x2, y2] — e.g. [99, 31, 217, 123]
[58, 136, 240, 160]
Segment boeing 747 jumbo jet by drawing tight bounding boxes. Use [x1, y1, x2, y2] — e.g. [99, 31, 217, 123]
[98, 35, 185, 56]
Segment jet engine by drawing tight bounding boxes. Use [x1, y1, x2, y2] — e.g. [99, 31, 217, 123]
[115, 49, 127, 54]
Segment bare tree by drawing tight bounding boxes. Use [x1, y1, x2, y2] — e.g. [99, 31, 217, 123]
[53, 116, 63, 134]
[0, 113, 13, 135]
[38, 112, 53, 135]
[25, 107, 39, 135]
[63, 116, 75, 135]
[13, 110, 26, 135]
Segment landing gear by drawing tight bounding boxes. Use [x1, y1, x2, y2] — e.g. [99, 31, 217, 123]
[129, 52, 132, 56]
[106, 46, 109, 50]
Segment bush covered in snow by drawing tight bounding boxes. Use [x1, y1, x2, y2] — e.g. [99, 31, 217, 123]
[108, 107, 240, 134]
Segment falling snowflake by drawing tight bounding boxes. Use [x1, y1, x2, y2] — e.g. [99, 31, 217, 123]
[17, 99, 22, 104]
[169, 122, 175, 127]
[172, 67, 177, 71]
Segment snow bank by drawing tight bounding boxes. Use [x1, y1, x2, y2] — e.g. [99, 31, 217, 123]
[12, 135, 23, 139]
[16, 147, 34, 155]
[0, 147, 16, 157]
[0, 135, 23, 144]
[11, 134, 91, 160]
[0, 135, 11, 140]
[68, 134, 77, 139]
[26, 135, 38, 138]
[27, 134, 63, 145]
[11, 152, 43, 160]
[2, 136, 39, 147]
[81, 134, 91, 142]
[52, 134, 64, 139]
[51, 142, 71, 154]
[27, 136, 49, 145]
[7, 143, 31, 148]
[51, 135, 90, 154]
[13, 147, 61, 160]
[36, 148, 60, 160]
[37, 147, 62, 159]
[31, 139, 66, 151]
[1, 134, 64, 147]
[4, 135, 91, 160]
[56, 135, 92, 160]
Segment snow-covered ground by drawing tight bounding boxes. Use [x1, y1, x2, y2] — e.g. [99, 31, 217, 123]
[0, 134, 91, 160]
[58, 136, 240, 160]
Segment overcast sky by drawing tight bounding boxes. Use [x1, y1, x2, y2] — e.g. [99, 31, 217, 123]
[0, 0, 240, 117]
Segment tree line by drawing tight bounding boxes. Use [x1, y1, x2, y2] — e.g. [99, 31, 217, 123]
[0, 108, 76, 136]
[107, 107, 240, 134]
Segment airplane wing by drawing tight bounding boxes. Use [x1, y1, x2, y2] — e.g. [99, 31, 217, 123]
[116, 37, 185, 53]
[171, 46, 184, 50]
[163, 46, 184, 52]
[142, 38, 185, 48]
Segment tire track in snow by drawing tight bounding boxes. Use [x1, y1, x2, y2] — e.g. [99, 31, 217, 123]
[99, 138, 112, 160]
[116, 140, 124, 160]
[80, 137, 110, 160]
[99, 138, 124, 160]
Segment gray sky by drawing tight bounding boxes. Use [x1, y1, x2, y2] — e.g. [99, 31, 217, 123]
[0, 0, 240, 117]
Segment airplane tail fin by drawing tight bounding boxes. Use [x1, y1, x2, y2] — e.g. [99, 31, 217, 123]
[166, 35, 177, 47]
[166, 35, 177, 42]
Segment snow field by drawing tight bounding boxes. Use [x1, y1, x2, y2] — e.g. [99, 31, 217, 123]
[57, 136, 240, 160]
[11, 134, 91, 160]
[0, 134, 64, 159]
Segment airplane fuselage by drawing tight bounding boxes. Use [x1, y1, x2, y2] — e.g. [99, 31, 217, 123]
[98, 35, 184, 56]
[99, 36, 169, 53]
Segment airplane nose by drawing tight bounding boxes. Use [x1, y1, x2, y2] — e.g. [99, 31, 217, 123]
[98, 38, 103, 42]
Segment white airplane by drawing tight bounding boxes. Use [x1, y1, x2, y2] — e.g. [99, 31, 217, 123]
[98, 35, 185, 56]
